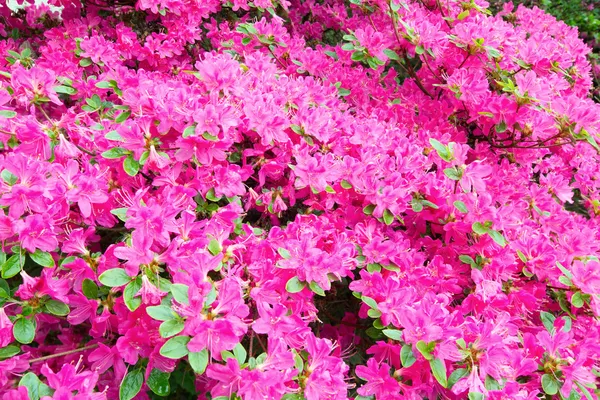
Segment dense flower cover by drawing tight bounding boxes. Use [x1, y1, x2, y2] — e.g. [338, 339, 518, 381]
[0, 0, 599, 399]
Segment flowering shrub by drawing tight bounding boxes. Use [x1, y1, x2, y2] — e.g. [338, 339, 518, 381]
[0, 0, 599, 399]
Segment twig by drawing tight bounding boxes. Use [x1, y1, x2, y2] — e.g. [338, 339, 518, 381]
[29, 343, 99, 364]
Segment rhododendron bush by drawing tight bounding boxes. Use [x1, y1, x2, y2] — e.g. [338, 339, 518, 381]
[0, 0, 600, 398]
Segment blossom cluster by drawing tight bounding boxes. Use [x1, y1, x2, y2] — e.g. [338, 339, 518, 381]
[0, 0, 599, 399]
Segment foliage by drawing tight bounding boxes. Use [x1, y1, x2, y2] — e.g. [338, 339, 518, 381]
[0, 0, 598, 399]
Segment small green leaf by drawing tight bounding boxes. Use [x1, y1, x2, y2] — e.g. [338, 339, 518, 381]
[516, 250, 527, 263]
[457, 9, 470, 20]
[101, 147, 127, 159]
[0, 110, 17, 118]
[340, 180, 352, 189]
[416, 340, 435, 360]
[383, 209, 394, 225]
[19, 372, 52, 400]
[448, 368, 469, 389]
[115, 110, 131, 124]
[98, 268, 131, 287]
[146, 305, 176, 321]
[45, 300, 69, 316]
[171, 284, 189, 305]
[468, 393, 484, 400]
[159, 320, 185, 338]
[30, 250, 54, 268]
[430, 358, 448, 388]
[123, 156, 139, 177]
[110, 207, 128, 222]
[541, 373, 559, 395]
[105, 130, 124, 141]
[159, 336, 190, 359]
[472, 222, 488, 235]
[147, 368, 170, 396]
[123, 277, 142, 311]
[189, 348, 209, 374]
[233, 343, 247, 364]
[54, 85, 76, 95]
[82, 278, 98, 299]
[400, 344, 416, 368]
[0, 345, 20, 359]
[488, 229, 506, 247]
[13, 318, 36, 344]
[453, 200, 468, 213]
[207, 239, 221, 256]
[362, 296, 378, 310]
[182, 125, 196, 138]
[571, 292, 584, 308]
[540, 311, 556, 335]
[285, 277, 305, 293]
[363, 204, 375, 215]
[2, 254, 23, 279]
[382, 329, 402, 341]
[443, 167, 462, 181]
[120, 369, 144, 400]
[308, 281, 325, 296]
[383, 48, 400, 60]
[278, 248, 291, 259]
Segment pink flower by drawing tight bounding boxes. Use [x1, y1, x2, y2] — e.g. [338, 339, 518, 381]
[17, 214, 58, 253]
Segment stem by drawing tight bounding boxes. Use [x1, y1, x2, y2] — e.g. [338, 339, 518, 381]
[29, 343, 99, 364]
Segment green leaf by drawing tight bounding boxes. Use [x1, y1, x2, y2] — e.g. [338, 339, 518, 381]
[159, 320, 185, 338]
[105, 130, 124, 141]
[79, 58, 92, 67]
[170, 284, 189, 305]
[115, 110, 131, 124]
[95, 81, 112, 89]
[541, 373, 559, 395]
[278, 248, 291, 259]
[233, 343, 247, 364]
[54, 85, 76, 95]
[45, 300, 69, 316]
[411, 200, 423, 212]
[13, 318, 36, 344]
[98, 268, 131, 287]
[416, 340, 435, 360]
[19, 372, 53, 400]
[189, 348, 209, 374]
[472, 222, 488, 235]
[0, 345, 20, 359]
[429, 139, 453, 161]
[363, 204, 375, 215]
[123, 277, 142, 311]
[146, 305, 176, 321]
[400, 344, 417, 368]
[448, 368, 469, 389]
[383, 209, 394, 225]
[571, 292, 584, 308]
[362, 296, 378, 310]
[540, 311, 556, 335]
[575, 381, 595, 400]
[556, 262, 574, 279]
[562, 316, 572, 333]
[516, 250, 527, 263]
[147, 368, 170, 396]
[0, 110, 17, 118]
[443, 167, 462, 181]
[207, 239, 221, 256]
[457, 9, 470, 20]
[120, 369, 144, 400]
[2, 254, 23, 279]
[285, 277, 305, 293]
[182, 125, 196, 138]
[453, 200, 468, 213]
[308, 281, 325, 296]
[82, 278, 98, 299]
[488, 229, 506, 247]
[430, 358, 448, 388]
[468, 393, 484, 400]
[101, 147, 127, 159]
[159, 336, 190, 359]
[383, 49, 400, 60]
[382, 329, 402, 341]
[110, 207, 129, 222]
[123, 156, 139, 177]
[340, 180, 352, 189]
[30, 250, 54, 267]
[1, 170, 17, 185]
